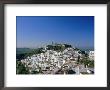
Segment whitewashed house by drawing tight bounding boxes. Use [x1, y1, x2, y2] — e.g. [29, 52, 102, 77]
[89, 51, 94, 60]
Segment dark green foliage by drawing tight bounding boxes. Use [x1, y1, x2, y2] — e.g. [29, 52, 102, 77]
[79, 58, 94, 68]
[16, 53, 33, 60]
[35, 48, 45, 54]
[83, 59, 90, 67]
[78, 50, 89, 57]
[47, 45, 54, 50]
[16, 44, 73, 60]
[88, 60, 94, 68]
[74, 48, 79, 50]
[85, 53, 89, 57]
[16, 48, 45, 60]
[63, 44, 72, 48]
[47, 44, 72, 51]
[77, 55, 80, 62]
[31, 71, 39, 74]
[80, 72, 88, 74]
[67, 70, 76, 74]
[80, 50, 85, 54]
[16, 48, 32, 54]
[16, 53, 26, 60]
[47, 45, 62, 51]
[16, 61, 29, 74]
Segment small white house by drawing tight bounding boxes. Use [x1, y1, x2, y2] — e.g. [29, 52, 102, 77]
[89, 51, 94, 60]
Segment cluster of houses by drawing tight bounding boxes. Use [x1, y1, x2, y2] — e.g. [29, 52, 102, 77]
[20, 45, 94, 74]
[89, 51, 94, 60]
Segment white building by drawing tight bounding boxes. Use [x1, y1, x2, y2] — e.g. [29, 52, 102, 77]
[89, 51, 94, 60]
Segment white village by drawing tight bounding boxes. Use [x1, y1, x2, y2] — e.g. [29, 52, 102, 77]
[16, 43, 94, 75]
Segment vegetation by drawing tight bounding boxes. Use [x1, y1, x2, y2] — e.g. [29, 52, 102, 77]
[47, 45, 63, 51]
[63, 44, 72, 48]
[16, 44, 73, 60]
[31, 70, 39, 74]
[16, 48, 45, 60]
[16, 61, 29, 74]
[47, 44, 72, 51]
[88, 60, 94, 68]
[74, 48, 79, 50]
[80, 72, 89, 74]
[79, 58, 94, 68]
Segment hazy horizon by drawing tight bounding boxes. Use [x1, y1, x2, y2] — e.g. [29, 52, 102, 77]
[16, 16, 94, 49]
[16, 42, 94, 51]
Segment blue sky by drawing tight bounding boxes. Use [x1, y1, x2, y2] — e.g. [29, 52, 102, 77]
[16, 16, 94, 49]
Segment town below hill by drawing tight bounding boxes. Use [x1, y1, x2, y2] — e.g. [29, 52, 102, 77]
[16, 43, 94, 75]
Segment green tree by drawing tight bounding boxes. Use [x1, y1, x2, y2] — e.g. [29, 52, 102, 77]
[79, 58, 93, 68]
[88, 60, 94, 68]
[16, 61, 29, 74]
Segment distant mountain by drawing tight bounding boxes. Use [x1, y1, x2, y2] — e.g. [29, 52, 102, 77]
[78, 47, 94, 51]
[16, 48, 32, 54]
[16, 44, 94, 54]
